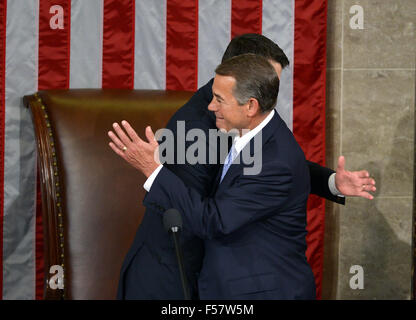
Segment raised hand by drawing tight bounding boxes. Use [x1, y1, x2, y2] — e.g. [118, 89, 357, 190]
[108, 120, 160, 178]
[335, 156, 376, 200]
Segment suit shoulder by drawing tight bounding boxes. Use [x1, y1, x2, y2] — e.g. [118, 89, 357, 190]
[264, 121, 306, 163]
[263, 121, 309, 183]
[166, 80, 214, 130]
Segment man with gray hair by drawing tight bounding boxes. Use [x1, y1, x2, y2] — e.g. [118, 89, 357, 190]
[110, 53, 316, 299]
[111, 33, 375, 300]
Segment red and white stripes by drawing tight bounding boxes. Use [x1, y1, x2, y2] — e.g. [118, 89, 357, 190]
[0, 0, 327, 299]
[293, 1, 328, 295]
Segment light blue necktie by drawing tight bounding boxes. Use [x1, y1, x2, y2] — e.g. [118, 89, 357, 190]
[220, 144, 237, 183]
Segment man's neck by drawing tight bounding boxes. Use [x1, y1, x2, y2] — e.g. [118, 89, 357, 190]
[239, 110, 273, 137]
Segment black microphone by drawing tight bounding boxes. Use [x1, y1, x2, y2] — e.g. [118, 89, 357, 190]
[163, 208, 191, 300]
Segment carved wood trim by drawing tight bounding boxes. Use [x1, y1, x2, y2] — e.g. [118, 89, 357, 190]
[24, 93, 66, 299]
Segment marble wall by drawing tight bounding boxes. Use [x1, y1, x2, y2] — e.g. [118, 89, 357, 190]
[322, 0, 415, 299]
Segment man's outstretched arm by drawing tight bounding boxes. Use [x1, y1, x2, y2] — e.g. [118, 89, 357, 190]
[308, 156, 376, 204]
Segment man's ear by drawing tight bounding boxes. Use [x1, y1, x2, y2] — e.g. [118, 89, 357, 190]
[247, 98, 260, 117]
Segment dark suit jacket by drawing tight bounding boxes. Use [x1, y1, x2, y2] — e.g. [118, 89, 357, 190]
[144, 111, 316, 299]
[117, 80, 219, 299]
[117, 79, 342, 300]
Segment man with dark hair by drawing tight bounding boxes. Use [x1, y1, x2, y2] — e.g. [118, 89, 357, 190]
[112, 33, 375, 299]
[222, 33, 290, 68]
[111, 54, 316, 299]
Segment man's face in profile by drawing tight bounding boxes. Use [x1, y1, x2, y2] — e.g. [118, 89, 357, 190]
[208, 74, 248, 132]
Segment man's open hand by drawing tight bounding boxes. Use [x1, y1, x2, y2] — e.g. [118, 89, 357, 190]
[108, 120, 160, 178]
[335, 156, 376, 200]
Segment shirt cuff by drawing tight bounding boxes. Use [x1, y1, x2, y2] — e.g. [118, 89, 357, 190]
[328, 172, 345, 197]
[143, 164, 163, 192]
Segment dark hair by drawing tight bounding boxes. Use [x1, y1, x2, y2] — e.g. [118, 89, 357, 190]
[215, 53, 279, 113]
[221, 33, 289, 69]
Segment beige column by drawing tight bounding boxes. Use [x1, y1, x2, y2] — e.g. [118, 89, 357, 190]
[323, 0, 415, 299]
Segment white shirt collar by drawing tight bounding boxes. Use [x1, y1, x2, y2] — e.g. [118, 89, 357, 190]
[233, 109, 275, 154]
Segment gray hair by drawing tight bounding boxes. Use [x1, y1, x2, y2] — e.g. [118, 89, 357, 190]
[215, 53, 279, 113]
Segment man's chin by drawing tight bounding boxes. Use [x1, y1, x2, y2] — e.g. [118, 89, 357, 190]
[216, 119, 226, 131]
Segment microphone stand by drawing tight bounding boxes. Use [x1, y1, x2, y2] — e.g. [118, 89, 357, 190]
[170, 227, 191, 300]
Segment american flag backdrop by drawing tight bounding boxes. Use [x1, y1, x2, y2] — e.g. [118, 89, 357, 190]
[0, 0, 327, 299]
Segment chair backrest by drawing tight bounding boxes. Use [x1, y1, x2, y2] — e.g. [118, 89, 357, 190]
[24, 89, 193, 299]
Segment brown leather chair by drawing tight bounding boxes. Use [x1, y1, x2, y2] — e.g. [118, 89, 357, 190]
[24, 89, 193, 299]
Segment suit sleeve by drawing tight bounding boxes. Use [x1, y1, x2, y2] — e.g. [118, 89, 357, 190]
[307, 160, 345, 205]
[143, 162, 293, 240]
[162, 119, 220, 197]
